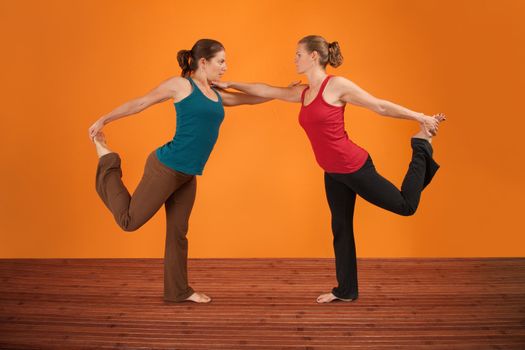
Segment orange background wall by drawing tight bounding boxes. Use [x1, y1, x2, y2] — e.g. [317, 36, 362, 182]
[1, 0, 523, 258]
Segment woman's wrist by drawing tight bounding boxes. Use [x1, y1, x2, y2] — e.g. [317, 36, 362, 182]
[100, 115, 111, 125]
[414, 112, 427, 123]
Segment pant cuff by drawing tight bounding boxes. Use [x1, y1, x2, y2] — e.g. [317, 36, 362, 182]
[98, 152, 120, 168]
[411, 138, 440, 188]
[411, 137, 433, 156]
[332, 287, 358, 300]
[163, 287, 195, 303]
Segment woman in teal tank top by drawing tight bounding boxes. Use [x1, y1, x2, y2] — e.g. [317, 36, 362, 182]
[155, 76, 225, 176]
[88, 39, 271, 304]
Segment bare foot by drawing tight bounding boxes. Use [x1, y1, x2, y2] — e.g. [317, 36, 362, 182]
[185, 292, 212, 303]
[412, 124, 432, 143]
[93, 132, 113, 158]
[316, 292, 355, 304]
[412, 113, 440, 143]
[413, 113, 446, 143]
[434, 112, 446, 123]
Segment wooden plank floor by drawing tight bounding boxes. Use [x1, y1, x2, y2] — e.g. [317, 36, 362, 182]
[0, 258, 524, 349]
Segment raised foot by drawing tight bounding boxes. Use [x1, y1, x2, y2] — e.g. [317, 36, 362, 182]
[92, 131, 113, 158]
[414, 113, 447, 143]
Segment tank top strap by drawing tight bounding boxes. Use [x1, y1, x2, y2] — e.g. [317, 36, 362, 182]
[300, 86, 309, 103]
[188, 76, 221, 103]
[188, 76, 197, 88]
[319, 75, 333, 95]
[210, 86, 223, 103]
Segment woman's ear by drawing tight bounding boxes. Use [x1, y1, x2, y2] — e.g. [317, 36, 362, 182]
[311, 50, 319, 62]
[199, 57, 207, 70]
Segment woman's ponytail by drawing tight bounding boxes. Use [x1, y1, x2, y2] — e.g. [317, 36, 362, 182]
[177, 49, 193, 77]
[327, 41, 343, 68]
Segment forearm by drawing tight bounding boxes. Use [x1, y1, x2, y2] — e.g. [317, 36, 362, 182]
[100, 98, 146, 125]
[229, 82, 273, 98]
[378, 100, 426, 122]
[243, 95, 273, 105]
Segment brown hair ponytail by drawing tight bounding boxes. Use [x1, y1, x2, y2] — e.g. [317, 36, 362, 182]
[327, 41, 343, 68]
[177, 39, 225, 77]
[177, 50, 193, 77]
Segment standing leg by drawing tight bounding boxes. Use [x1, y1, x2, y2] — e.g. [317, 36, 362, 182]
[163, 176, 199, 302]
[163, 175, 211, 303]
[317, 173, 358, 303]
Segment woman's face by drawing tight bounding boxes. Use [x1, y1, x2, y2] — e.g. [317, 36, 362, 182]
[202, 50, 227, 81]
[295, 43, 314, 74]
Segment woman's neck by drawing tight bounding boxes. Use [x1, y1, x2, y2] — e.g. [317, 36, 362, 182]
[305, 67, 328, 90]
[190, 70, 210, 89]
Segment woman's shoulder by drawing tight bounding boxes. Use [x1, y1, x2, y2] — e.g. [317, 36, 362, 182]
[167, 76, 192, 89]
[163, 76, 193, 102]
[162, 76, 193, 98]
[328, 75, 352, 85]
[326, 75, 356, 92]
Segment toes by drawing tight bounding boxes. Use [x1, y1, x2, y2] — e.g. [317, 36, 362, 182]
[195, 293, 211, 303]
[316, 293, 334, 303]
[434, 113, 446, 122]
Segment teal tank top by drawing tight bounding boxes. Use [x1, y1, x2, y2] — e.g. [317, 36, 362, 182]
[156, 77, 225, 175]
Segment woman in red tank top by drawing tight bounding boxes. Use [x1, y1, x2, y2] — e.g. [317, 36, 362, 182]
[214, 35, 446, 304]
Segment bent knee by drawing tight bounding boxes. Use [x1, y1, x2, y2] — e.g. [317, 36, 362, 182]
[400, 206, 417, 216]
[118, 217, 144, 232]
[122, 225, 139, 232]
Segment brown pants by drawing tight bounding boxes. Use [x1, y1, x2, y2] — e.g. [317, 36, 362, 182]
[96, 150, 196, 302]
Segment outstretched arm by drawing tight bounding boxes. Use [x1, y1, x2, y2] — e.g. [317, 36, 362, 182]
[332, 76, 442, 135]
[215, 89, 273, 106]
[213, 80, 307, 103]
[88, 77, 182, 139]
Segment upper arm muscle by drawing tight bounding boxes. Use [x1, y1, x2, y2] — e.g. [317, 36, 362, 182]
[271, 84, 307, 102]
[217, 89, 243, 106]
[138, 77, 181, 109]
[337, 77, 383, 113]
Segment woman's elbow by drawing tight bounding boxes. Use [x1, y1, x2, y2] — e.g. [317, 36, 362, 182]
[375, 100, 388, 116]
[136, 95, 165, 112]
[131, 97, 149, 112]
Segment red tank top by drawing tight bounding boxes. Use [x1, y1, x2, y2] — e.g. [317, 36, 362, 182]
[299, 75, 369, 173]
